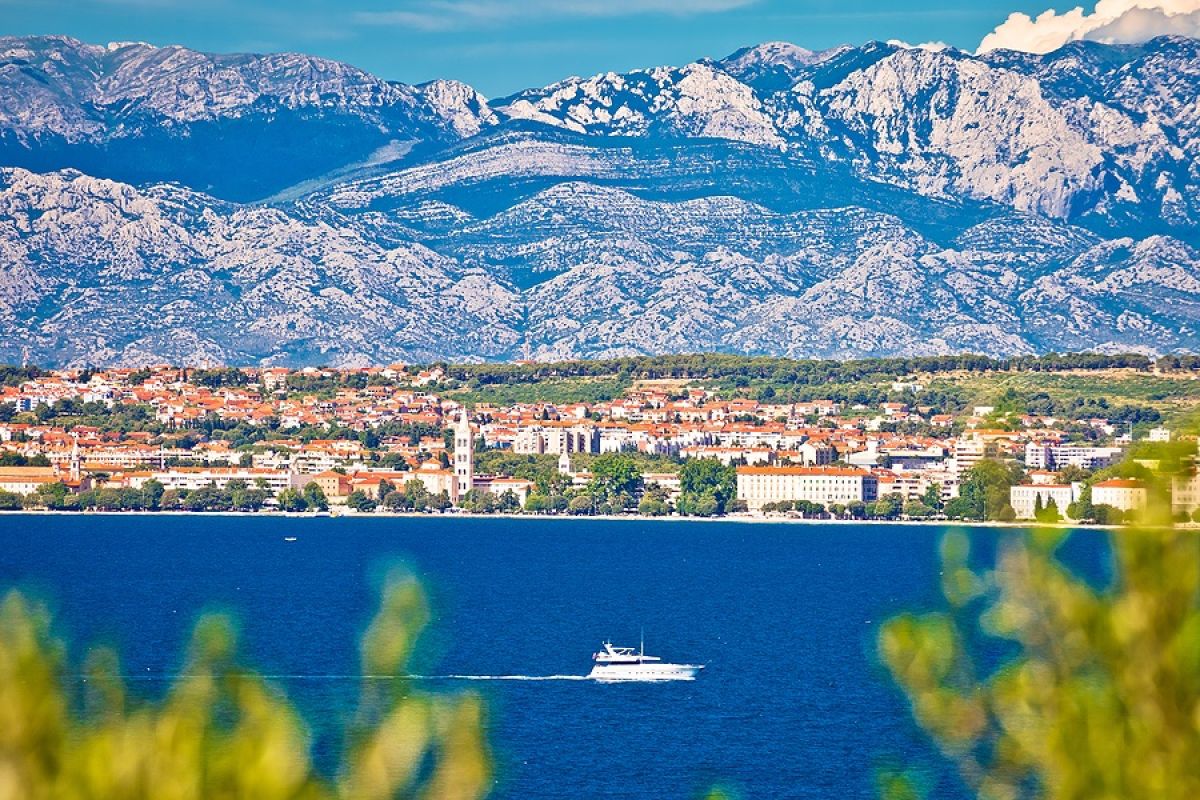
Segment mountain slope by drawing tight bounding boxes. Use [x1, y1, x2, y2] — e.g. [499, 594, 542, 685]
[0, 168, 521, 365]
[0, 36, 497, 201]
[4, 167, 1198, 366]
[1, 35, 1200, 365]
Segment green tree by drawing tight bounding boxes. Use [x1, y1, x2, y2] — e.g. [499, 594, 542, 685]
[1034, 496, 1062, 524]
[459, 489, 497, 513]
[302, 482, 328, 512]
[587, 454, 642, 508]
[403, 479, 430, 511]
[346, 490, 377, 512]
[141, 479, 165, 510]
[638, 493, 670, 516]
[497, 489, 521, 512]
[567, 495, 593, 515]
[32, 481, 70, 509]
[870, 494, 903, 520]
[955, 459, 1023, 521]
[1055, 464, 1091, 484]
[276, 488, 308, 513]
[429, 490, 452, 512]
[678, 458, 737, 516]
[679, 492, 720, 517]
[920, 484, 944, 511]
[903, 500, 936, 519]
[1067, 485, 1094, 522]
[382, 490, 408, 511]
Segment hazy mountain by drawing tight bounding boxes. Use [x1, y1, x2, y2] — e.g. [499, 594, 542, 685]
[0, 35, 497, 201]
[1, 34, 1198, 366]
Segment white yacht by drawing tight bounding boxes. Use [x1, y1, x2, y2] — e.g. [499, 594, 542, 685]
[587, 640, 702, 682]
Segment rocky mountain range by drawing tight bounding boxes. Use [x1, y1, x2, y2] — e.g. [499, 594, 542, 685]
[1, 33, 1198, 366]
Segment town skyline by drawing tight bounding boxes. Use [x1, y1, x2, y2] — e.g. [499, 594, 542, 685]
[2, 354, 1196, 522]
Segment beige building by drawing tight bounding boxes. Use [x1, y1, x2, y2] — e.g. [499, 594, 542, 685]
[952, 435, 986, 481]
[349, 470, 414, 500]
[1091, 479, 1148, 512]
[409, 462, 458, 500]
[1172, 471, 1200, 517]
[736, 466, 878, 512]
[298, 470, 353, 501]
[0, 466, 61, 495]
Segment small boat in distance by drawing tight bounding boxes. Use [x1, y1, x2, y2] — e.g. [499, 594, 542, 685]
[587, 638, 702, 682]
[284, 536, 297, 542]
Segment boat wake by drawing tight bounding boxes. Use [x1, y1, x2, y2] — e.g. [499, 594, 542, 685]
[407, 674, 590, 681]
[118, 672, 687, 683]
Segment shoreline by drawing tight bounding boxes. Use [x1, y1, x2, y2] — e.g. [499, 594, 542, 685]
[0, 508, 1128, 530]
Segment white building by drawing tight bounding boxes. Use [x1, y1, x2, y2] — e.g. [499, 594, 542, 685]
[512, 427, 545, 455]
[132, 467, 293, 494]
[736, 466, 878, 512]
[511, 424, 597, 456]
[952, 435, 986, 481]
[1148, 427, 1171, 442]
[795, 441, 836, 466]
[1025, 442, 1123, 471]
[1010, 483, 1080, 520]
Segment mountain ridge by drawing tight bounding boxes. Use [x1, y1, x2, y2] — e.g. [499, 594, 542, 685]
[1, 34, 1199, 366]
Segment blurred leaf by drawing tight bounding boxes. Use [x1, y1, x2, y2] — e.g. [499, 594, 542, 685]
[0, 575, 491, 800]
[879, 474, 1200, 800]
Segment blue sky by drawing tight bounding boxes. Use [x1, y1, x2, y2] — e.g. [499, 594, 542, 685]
[0, 1, 1114, 96]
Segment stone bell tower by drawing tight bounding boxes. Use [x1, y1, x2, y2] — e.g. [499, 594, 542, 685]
[453, 408, 474, 501]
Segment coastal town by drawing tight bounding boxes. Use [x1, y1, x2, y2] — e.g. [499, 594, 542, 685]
[0, 362, 1197, 523]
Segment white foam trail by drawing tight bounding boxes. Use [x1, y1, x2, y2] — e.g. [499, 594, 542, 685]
[115, 673, 591, 682]
[115, 673, 699, 684]
[408, 674, 589, 681]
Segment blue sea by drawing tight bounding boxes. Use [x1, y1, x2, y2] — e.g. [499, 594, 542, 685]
[0, 515, 1111, 799]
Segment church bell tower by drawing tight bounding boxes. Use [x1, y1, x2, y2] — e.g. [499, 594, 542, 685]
[453, 409, 474, 501]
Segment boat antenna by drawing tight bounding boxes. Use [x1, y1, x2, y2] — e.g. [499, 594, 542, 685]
[640, 627, 644, 657]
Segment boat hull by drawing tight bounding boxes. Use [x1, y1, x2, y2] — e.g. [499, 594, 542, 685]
[587, 663, 701, 682]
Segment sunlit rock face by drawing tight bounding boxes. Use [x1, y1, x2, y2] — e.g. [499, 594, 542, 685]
[2, 35, 1199, 366]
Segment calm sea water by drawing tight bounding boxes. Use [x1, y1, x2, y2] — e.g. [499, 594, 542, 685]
[0, 514, 1111, 799]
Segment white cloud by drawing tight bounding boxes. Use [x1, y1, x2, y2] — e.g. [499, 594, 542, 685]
[978, 0, 1200, 54]
[355, 0, 758, 31]
[887, 39, 951, 52]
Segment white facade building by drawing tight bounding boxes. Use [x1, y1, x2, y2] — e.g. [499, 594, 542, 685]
[1010, 483, 1079, 520]
[952, 436, 986, 481]
[132, 467, 293, 494]
[1025, 442, 1123, 471]
[736, 466, 878, 512]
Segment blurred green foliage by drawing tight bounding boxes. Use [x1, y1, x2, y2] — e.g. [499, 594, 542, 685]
[0, 574, 490, 800]
[879, 494, 1200, 799]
